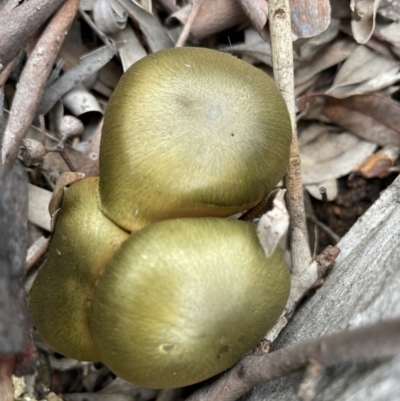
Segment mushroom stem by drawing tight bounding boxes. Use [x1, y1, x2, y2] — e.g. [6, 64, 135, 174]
[268, 0, 312, 271]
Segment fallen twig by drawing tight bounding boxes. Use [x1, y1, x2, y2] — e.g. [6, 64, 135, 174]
[269, 0, 312, 270]
[0, 0, 67, 71]
[1, 0, 81, 170]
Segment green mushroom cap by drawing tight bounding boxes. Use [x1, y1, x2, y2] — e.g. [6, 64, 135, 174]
[30, 178, 129, 361]
[99, 47, 291, 232]
[90, 217, 290, 389]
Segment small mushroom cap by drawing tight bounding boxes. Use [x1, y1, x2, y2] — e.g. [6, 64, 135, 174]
[90, 217, 290, 389]
[30, 177, 129, 361]
[99, 47, 291, 232]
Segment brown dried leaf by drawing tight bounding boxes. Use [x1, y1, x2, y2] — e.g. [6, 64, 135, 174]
[170, 0, 247, 40]
[290, 0, 331, 39]
[354, 145, 399, 178]
[298, 93, 400, 146]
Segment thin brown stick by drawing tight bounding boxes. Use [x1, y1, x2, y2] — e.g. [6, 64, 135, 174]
[26, 236, 50, 273]
[269, 0, 312, 271]
[0, 0, 67, 71]
[175, 0, 208, 47]
[57, 150, 77, 172]
[307, 214, 341, 244]
[186, 319, 400, 401]
[1, 0, 81, 171]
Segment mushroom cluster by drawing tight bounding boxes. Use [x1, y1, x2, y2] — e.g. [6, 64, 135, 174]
[30, 47, 292, 389]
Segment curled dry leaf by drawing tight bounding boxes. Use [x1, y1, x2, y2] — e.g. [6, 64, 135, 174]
[113, 24, 147, 72]
[298, 93, 400, 146]
[326, 45, 399, 98]
[354, 145, 399, 178]
[256, 189, 289, 257]
[115, 0, 174, 51]
[93, 0, 128, 34]
[290, 0, 331, 40]
[62, 83, 103, 117]
[350, 0, 382, 44]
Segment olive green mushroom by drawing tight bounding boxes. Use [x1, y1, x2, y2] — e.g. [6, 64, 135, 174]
[30, 178, 129, 361]
[90, 218, 290, 389]
[98, 47, 291, 232]
[29, 47, 292, 388]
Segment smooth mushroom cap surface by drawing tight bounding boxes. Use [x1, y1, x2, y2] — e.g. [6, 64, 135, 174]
[99, 47, 291, 232]
[90, 217, 291, 389]
[30, 177, 129, 361]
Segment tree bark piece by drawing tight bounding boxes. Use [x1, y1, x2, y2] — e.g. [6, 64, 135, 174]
[0, 161, 36, 401]
[0, 162, 30, 353]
